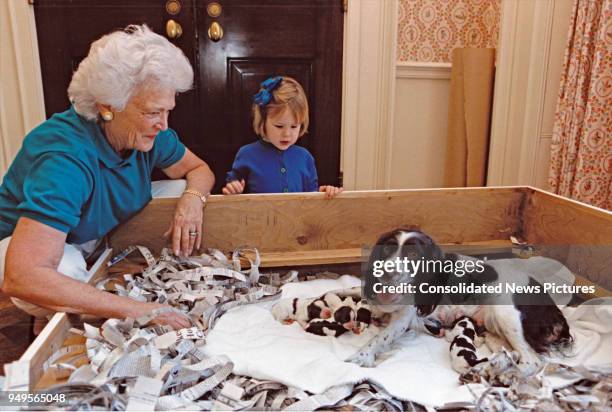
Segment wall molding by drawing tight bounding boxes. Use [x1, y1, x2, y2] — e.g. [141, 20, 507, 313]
[517, 0, 555, 186]
[395, 62, 451, 80]
[487, 0, 521, 186]
[341, 0, 398, 190]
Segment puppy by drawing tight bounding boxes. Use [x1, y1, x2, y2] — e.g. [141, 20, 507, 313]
[353, 301, 373, 335]
[305, 319, 348, 337]
[272, 296, 330, 327]
[348, 228, 572, 373]
[332, 297, 357, 332]
[307, 297, 332, 321]
[446, 316, 488, 374]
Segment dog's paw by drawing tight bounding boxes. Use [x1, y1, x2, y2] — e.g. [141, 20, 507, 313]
[345, 350, 376, 368]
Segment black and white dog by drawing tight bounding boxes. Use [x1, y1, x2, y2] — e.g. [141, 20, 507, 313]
[348, 228, 572, 373]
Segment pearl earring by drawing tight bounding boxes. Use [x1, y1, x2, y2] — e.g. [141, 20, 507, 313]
[101, 112, 114, 121]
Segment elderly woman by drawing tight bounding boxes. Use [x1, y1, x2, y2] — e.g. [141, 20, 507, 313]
[0, 25, 213, 330]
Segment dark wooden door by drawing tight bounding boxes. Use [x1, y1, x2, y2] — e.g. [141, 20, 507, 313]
[33, 0, 343, 193]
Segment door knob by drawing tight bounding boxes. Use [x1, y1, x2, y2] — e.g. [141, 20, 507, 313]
[208, 21, 223, 42]
[166, 19, 183, 39]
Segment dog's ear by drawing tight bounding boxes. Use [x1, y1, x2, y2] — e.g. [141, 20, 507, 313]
[363, 245, 381, 301]
[409, 233, 448, 309]
[364, 230, 398, 301]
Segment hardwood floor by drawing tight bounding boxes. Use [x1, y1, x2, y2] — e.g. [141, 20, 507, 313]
[0, 291, 32, 375]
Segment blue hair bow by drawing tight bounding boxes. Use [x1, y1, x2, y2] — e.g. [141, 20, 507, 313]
[253, 76, 283, 107]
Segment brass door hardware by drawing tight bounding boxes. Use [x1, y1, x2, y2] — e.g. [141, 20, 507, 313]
[208, 21, 223, 42]
[165, 0, 181, 15]
[207, 2, 222, 18]
[166, 19, 183, 39]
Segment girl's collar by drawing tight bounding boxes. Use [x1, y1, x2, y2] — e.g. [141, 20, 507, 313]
[258, 138, 285, 153]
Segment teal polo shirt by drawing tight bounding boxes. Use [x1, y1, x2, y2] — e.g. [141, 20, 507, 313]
[0, 106, 185, 244]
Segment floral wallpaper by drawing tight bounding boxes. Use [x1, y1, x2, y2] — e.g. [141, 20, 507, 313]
[397, 0, 501, 63]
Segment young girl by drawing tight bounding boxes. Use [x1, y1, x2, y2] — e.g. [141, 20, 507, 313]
[222, 76, 343, 198]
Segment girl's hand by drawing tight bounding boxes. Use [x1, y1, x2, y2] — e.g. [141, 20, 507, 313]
[222, 179, 245, 195]
[319, 185, 344, 199]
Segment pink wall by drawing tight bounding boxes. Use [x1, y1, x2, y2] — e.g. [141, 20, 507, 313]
[397, 0, 501, 63]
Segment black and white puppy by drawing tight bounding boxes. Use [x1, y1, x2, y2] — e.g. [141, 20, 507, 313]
[348, 228, 572, 373]
[307, 297, 333, 321]
[446, 316, 488, 374]
[353, 301, 373, 335]
[326, 295, 374, 335]
[305, 319, 348, 337]
[272, 296, 331, 327]
[332, 297, 358, 332]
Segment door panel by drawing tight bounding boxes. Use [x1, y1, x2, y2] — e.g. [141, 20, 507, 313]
[33, 0, 343, 193]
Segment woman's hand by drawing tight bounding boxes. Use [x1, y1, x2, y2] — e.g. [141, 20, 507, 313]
[164, 193, 204, 256]
[319, 185, 344, 199]
[162, 149, 214, 257]
[140, 302, 193, 330]
[222, 179, 246, 195]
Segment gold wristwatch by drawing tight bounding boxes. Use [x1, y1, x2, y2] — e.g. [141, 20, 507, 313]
[183, 188, 208, 204]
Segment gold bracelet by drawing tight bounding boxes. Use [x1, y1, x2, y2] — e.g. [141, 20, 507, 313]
[183, 188, 208, 204]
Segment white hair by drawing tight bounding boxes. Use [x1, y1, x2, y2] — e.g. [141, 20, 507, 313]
[68, 24, 193, 121]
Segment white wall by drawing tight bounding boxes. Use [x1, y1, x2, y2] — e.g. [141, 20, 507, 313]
[391, 63, 451, 189]
[0, 1, 45, 176]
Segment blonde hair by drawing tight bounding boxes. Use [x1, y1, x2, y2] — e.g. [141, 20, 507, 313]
[68, 24, 193, 121]
[252, 76, 309, 138]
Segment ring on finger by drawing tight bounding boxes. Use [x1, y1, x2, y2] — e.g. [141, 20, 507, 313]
[189, 231, 198, 237]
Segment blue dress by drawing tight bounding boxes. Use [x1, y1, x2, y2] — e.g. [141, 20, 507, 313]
[226, 140, 319, 193]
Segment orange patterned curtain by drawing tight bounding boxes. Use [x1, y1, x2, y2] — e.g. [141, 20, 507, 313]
[549, 0, 611, 210]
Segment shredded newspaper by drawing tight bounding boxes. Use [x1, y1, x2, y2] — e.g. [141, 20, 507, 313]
[27, 246, 611, 411]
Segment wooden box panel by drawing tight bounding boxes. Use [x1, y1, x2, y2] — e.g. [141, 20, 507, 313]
[523, 189, 612, 289]
[111, 187, 526, 253]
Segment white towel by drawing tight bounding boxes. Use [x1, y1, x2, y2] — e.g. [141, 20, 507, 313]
[204, 274, 612, 407]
